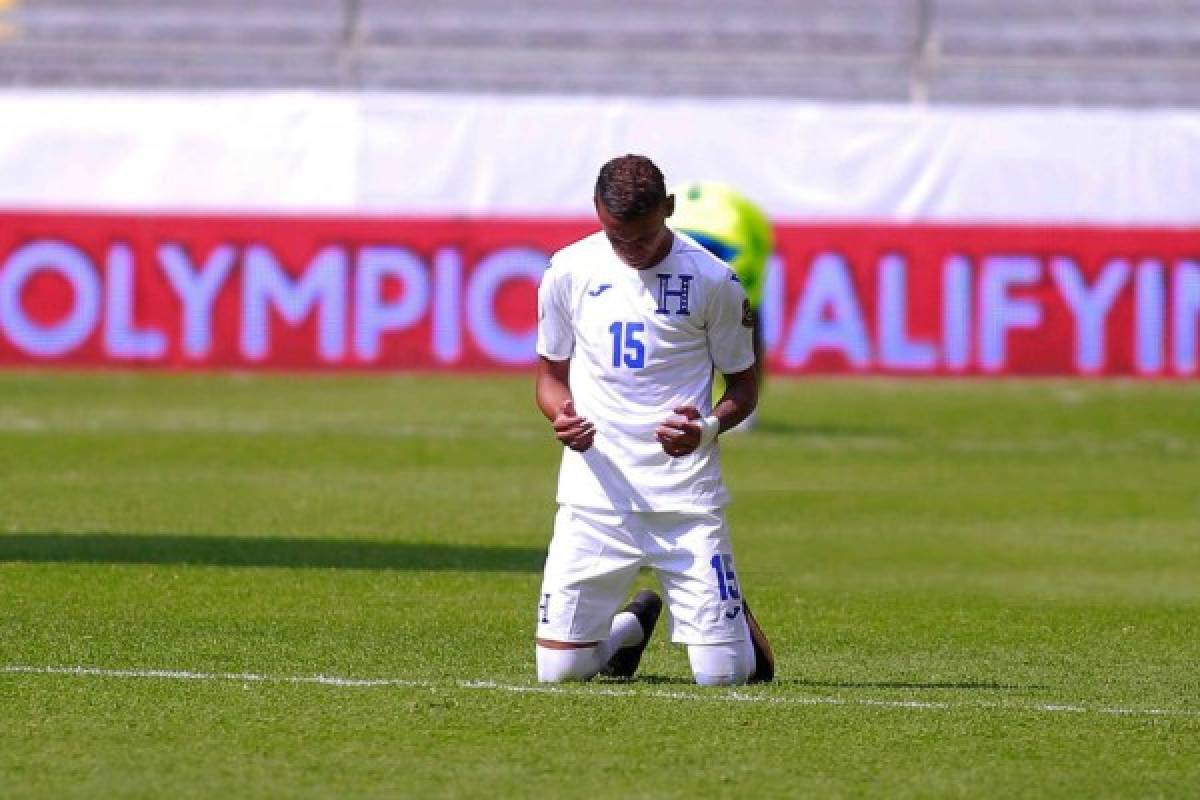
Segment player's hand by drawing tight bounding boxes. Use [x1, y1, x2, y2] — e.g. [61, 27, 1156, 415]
[656, 406, 703, 458]
[552, 399, 595, 452]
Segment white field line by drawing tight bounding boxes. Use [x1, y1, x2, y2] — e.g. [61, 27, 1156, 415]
[4, 665, 1199, 719]
[1, 665, 427, 689]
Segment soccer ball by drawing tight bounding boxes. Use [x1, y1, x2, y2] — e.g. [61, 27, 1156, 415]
[668, 182, 773, 309]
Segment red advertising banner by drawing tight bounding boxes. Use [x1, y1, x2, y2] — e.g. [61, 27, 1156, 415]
[0, 212, 1197, 376]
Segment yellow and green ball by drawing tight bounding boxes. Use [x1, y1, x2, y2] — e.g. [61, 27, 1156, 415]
[669, 182, 773, 310]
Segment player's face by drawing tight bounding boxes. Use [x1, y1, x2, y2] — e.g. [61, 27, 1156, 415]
[595, 196, 676, 270]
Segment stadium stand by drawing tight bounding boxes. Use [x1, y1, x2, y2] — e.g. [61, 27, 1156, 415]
[929, 0, 1200, 105]
[0, 0, 1197, 105]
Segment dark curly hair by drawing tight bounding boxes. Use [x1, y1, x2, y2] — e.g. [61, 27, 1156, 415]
[594, 154, 668, 221]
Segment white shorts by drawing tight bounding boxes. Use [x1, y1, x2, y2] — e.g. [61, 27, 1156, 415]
[536, 505, 749, 646]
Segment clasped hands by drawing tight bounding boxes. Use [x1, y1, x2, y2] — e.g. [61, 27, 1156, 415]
[552, 400, 704, 457]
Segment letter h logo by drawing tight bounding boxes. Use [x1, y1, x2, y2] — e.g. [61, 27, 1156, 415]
[655, 274, 693, 316]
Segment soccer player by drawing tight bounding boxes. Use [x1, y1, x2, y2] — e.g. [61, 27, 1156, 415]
[533, 154, 775, 686]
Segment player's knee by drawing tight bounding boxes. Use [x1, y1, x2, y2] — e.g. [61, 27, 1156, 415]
[536, 645, 600, 683]
[688, 642, 753, 686]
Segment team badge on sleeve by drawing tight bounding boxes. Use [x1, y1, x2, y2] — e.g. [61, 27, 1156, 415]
[741, 298, 754, 327]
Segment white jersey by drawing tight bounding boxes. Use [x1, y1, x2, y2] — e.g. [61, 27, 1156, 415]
[537, 231, 755, 512]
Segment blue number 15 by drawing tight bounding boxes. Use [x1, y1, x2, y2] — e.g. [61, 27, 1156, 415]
[609, 322, 646, 368]
[711, 554, 741, 601]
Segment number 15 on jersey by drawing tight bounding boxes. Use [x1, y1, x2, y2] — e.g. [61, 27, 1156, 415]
[609, 322, 646, 368]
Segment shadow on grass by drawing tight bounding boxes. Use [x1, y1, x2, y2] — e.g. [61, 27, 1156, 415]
[0, 532, 544, 573]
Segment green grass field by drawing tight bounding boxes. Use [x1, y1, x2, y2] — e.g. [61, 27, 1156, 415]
[1, 371, 1198, 798]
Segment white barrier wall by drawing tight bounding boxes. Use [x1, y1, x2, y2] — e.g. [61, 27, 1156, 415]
[1, 91, 1199, 223]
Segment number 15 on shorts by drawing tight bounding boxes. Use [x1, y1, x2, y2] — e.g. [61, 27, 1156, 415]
[711, 554, 741, 601]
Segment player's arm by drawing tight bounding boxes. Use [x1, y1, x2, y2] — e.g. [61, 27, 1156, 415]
[536, 356, 595, 452]
[535, 261, 594, 452]
[711, 365, 758, 430]
[658, 268, 759, 457]
[656, 367, 757, 457]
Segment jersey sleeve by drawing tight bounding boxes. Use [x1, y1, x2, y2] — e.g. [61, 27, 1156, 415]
[536, 262, 574, 361]
[706, 270, 756, 374]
